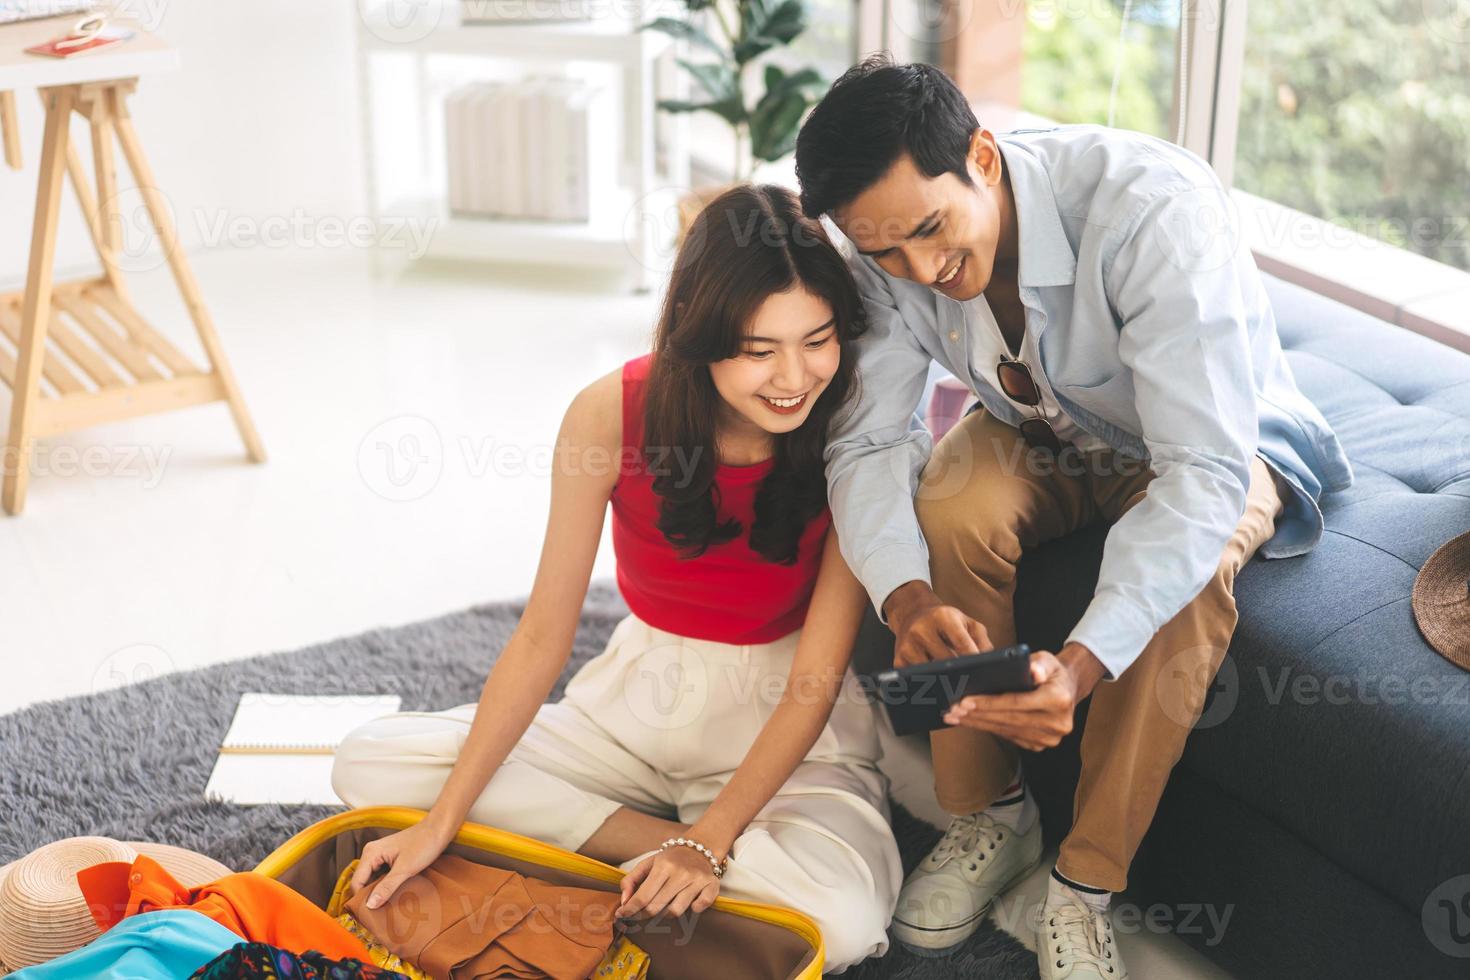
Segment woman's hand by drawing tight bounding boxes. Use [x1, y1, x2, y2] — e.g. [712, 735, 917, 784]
[615, 845, 721, 921]
[348, 817, 456, 910]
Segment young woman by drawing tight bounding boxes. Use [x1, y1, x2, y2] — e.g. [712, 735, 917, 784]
[330, 184, 903, 973]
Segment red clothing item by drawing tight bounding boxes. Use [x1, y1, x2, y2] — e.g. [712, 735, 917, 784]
[76, 853, 372, 963]
[610, 353, 830, 644]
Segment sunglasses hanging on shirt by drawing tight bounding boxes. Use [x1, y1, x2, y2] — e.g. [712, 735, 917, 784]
[995, 356, 1065, 453]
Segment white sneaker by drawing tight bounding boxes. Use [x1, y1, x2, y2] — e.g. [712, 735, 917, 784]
[891, 812, 1043, 952]
[1036, 896, 1128, 979]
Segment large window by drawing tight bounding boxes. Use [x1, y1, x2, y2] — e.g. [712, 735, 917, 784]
[927, 0, 1468, 340]
[1232, 0, 1470, 273]
[1020, 0, 1179, 139]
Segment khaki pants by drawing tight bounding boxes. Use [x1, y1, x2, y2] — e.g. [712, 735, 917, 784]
[914, 409, 1286, 892]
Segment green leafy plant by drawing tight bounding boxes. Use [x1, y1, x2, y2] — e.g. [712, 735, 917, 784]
[641, 0, 828, 180]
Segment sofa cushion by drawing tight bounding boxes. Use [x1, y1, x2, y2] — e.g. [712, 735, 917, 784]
[1177, 276, 1470, 918]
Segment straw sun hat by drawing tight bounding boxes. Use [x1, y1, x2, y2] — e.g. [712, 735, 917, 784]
[0, 836, 231, 973]
[1412, 529, 1470, 670]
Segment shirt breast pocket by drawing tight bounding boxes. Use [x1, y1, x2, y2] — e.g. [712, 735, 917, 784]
[1057, 372, 1138, 428]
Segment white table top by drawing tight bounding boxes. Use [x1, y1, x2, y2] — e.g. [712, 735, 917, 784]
[0, 14, 177, 89]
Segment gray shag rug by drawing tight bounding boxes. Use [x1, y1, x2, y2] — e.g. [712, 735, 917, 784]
[0, 583, 1035, 979]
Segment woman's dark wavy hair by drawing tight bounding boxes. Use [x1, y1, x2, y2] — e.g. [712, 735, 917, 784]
[794, 53, 984, 219]
[643, 183, 867, 564]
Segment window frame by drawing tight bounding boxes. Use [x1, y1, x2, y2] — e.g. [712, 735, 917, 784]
[1184, 0, 1470, 352]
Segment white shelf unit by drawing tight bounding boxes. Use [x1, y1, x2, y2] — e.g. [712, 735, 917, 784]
[354, 13, 692, 292]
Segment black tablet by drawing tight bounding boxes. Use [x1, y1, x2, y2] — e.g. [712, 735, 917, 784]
[873, 644, 1035, 736]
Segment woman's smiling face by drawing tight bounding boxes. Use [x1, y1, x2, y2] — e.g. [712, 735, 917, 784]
[707, 286, 841, 437]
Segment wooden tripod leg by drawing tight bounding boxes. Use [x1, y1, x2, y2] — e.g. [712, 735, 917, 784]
[107, 82, 266, 464]
[59, 123, 137, 308]
[3, 87, 74, 515]
[1, 90, 20, 170]
[89, 111, 133, 303]
[54, 84, 133, 304]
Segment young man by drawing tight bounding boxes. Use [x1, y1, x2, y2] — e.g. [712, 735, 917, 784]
[794, 55, 1353, 979]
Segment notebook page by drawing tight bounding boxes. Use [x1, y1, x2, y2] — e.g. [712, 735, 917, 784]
[218, 692, 402, 751]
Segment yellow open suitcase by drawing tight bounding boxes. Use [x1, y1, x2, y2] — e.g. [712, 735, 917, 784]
[253, 806, 825, 980]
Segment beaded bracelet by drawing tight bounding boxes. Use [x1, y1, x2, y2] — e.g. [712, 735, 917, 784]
[659, 836, 728, 878]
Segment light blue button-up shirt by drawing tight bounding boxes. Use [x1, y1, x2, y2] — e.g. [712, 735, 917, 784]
[824, 124, 1354, 680]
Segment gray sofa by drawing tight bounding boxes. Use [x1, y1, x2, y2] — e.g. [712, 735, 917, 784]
[867, 275, 1470, 977]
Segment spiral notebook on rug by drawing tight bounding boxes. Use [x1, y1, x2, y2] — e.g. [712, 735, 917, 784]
[204, 693, 401, 805]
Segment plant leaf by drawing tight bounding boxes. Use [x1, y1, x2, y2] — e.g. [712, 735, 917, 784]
[749, 89, 809, 161]
[735, 0, 807, 63]
[657, 97, 747, 126]
[638, 17, 725, 58]
[677, 58, 740, 102]
[756, 0, 807, 44]
[766, 66, 824, 100]
[763, 63, 785, 94]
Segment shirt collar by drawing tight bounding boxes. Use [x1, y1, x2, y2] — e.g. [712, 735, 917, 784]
[76, 854, 191, 931]
[996, 136, 1077, 288]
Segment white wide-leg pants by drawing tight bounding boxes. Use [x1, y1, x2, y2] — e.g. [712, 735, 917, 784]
[331, 612, 904, 974]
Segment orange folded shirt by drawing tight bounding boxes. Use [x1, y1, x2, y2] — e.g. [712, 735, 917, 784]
[76, 853, 373, 963]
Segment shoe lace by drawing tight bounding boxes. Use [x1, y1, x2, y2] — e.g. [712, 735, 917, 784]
[929, 813, 1006, 868]
[1044, 900, 1115, 973]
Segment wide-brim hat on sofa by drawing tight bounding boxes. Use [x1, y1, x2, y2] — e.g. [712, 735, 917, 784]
[0, 836, 231, 972]
[1413, 529, 1470, 669]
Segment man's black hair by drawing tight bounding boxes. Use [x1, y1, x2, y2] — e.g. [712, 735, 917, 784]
[795, 53, 982, 219]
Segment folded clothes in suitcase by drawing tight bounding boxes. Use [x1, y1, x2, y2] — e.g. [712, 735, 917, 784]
[252, 807, 824, 980]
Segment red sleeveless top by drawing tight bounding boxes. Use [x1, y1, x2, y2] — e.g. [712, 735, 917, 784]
[610, 353, 831, 644]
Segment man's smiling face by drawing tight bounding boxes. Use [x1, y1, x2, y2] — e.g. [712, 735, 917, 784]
[831, 128, 1009, 303]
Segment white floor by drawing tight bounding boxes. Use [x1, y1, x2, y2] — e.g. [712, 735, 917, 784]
[1, 246, 651, 715]
[1, 245, 1230, 978]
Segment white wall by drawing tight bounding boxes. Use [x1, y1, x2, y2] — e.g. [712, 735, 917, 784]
[0, 0, 365, 287]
